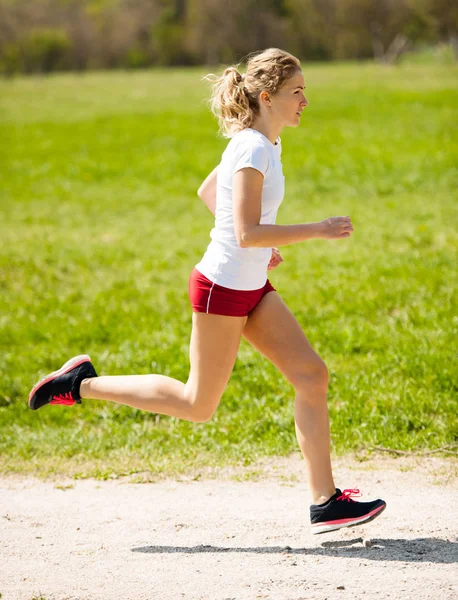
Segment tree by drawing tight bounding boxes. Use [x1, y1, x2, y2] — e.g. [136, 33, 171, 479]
[427, 0, 458, 58]
[336, 0, 433, 63]
[185, 0, 290, 65]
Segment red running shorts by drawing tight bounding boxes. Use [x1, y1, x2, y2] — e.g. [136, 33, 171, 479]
[188, 268, 276, 317]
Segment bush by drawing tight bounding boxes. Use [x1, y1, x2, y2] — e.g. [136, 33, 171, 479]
[23, 28, 72, 73]
[0, 26, 72, 75]
[0, 41, 23, 76]
[125, 46, 151, 68]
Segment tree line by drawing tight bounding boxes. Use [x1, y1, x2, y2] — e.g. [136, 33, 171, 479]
[0, 0, 456, 74]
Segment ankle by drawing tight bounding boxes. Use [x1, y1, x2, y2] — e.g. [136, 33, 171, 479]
[312, 489, 336, 506]
[79, 377, 95, 399]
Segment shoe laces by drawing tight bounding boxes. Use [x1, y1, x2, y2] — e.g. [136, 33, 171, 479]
[336, 488, 362, 502]
[50, 392, 75, 406]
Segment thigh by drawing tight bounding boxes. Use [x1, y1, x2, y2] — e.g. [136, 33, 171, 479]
[243, 292, 325, 385]
[186, 312, 247, 408]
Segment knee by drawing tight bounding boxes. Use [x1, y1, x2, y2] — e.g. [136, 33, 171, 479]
[184, 386, 219, 423]
[289, 357, 329, 393]
[190, 404, 216, 423]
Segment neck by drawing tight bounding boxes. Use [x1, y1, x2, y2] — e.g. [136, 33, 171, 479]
[250, 116, 282, 145]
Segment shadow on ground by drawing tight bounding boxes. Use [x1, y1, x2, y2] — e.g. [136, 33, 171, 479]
[132, 537, 458, 564]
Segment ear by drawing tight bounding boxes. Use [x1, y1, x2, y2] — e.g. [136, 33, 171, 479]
[259, 91, 271, 106]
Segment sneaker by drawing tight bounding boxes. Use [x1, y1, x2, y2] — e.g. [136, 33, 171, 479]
[28, 355, 98, 411]
[310, 488, 386, 534]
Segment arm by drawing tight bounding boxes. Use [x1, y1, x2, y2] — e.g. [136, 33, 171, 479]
[197, 166, 218, 216]
[233, 168, 354, 248]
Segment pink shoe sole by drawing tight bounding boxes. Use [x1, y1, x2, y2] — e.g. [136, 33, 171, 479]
[311, 503, 386, 534]
[28, 354, 91, 408]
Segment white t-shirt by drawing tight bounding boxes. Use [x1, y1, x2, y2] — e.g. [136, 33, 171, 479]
[195, 128, 285, 290]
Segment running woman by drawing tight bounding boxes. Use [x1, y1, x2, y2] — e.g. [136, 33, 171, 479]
[28, 48, 386, 534]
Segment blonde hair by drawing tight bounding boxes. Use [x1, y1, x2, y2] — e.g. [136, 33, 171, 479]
[204, 48, 301, 138]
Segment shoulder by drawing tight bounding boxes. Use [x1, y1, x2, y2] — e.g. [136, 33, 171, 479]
[227, 129, 266, 153]
[229, 129, 270, 163]
[229, 131, 268, 175]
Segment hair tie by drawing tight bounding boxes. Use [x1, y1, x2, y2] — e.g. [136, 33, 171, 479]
[237, 73, 246, 91]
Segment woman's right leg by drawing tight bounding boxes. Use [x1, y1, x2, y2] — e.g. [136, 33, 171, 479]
[79, 312, 247, 423]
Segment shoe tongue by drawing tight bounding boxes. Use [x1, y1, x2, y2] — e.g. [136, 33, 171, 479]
[327, 489, 341, 503]
[317, 489, 340, 507]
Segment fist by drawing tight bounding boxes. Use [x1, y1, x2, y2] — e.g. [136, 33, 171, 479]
[320, 216, 354, 239]
[268, 247, 283, 270]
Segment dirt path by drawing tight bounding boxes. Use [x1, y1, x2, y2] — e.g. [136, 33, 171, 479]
[1, 454, 457, 600]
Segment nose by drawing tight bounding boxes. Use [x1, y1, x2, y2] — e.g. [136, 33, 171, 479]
[301, 94, 308, 107]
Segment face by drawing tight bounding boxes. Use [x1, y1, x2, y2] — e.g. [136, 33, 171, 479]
[261, 70, 308, 128]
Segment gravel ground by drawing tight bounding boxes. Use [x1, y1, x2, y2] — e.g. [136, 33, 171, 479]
[1, 454, 457, 600]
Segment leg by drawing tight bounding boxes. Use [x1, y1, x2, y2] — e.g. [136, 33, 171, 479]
[80, 312, 247, 423]
[243, 292, 335, 505]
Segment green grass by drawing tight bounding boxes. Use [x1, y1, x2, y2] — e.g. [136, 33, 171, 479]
[0, 62, 457, 478]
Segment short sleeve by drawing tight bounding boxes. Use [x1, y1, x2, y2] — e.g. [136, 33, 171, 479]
[233, 142, 269, 177]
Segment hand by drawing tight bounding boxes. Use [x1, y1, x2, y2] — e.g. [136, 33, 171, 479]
[268, 247, 283, 270]
[320, 216, 354, 239]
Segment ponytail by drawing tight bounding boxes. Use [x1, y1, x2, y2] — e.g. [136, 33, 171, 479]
[203, 66, 255, 138]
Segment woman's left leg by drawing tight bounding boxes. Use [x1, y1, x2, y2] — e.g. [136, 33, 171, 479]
[243, 291, 335, 506]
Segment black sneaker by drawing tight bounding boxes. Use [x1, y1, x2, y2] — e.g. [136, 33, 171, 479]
[28, 355, 98, 411]
[310, 488, 386, 534]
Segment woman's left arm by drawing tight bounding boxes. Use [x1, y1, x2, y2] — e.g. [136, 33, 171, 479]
[197, 166, 218, 216]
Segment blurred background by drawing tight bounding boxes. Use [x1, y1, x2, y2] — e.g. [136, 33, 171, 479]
[0, 1, 457, 478]
[0, 0, 456, 74]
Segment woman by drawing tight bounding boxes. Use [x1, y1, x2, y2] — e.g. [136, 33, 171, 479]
[29, 48, 386, 534]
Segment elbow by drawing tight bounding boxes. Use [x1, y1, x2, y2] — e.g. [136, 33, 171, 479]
[236, 224, 262, 248]
[237, 230, 252, 248]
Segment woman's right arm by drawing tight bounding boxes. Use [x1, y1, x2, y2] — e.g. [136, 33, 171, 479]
[197, 166, 218, 216]
[233, 167, 354, 248]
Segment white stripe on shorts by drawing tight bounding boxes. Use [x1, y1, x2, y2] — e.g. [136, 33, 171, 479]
[206, 282, 216, 314]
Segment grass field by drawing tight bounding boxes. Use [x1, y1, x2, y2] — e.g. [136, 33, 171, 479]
[0, 62, 457, 479]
